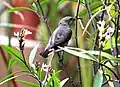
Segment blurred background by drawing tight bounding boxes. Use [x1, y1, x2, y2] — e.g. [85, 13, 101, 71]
[0, 0, 100, 87]
[1, 0, 120, 87]
[0, 0, 81, 87]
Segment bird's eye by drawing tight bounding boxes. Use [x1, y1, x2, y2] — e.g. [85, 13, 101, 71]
[70, 18, 73, 20]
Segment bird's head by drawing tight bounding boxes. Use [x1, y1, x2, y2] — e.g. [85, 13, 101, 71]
[59, 16, 75, 26]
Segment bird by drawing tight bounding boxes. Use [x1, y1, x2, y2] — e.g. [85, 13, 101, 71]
[40, 16, 75, 58]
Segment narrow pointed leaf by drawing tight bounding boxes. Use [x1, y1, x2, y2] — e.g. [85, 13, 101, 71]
[29, 44, 39, 67]
[8, 7, 33, 13]
[8, 58, 17, 70]
[0, 75, 22, 85]
[2, 45, 24, 61]
[85, 50, 120, 62]
[16, 80, 39, 87]
[45, 71, 61, 87]
[0, 72, 15, 83]
[60, 78, 69, 87]
[0, 71, 26, 83]
[58, 47, 96, 61]
[93, 69, 103, 87]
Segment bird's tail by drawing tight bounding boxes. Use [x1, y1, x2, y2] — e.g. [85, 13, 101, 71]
[40, 49, 50, 58]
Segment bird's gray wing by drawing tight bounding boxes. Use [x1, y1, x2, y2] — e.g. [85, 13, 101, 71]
[51, 26, 72, 48]
[45, 27, 58, 49]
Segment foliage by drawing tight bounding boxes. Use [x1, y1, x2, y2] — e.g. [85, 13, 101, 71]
[0, 0, 120, 87]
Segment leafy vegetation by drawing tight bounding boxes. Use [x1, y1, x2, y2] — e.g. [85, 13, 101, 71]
[0, 0, 120, 87]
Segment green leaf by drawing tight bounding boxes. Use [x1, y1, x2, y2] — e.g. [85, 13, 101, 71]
[0, 72, 15, 83]
[40, 0, 49, 5]
[29, 44, 39, 67]
[2, 45, 26, 69]
[85, 50, 120, 62]
[2, 45, 24, 61]
[37, 68, 43, 81]
[16, 80, 39, 87]
[52, 76, 60, 87]
[93, 69, 103, 87]
[0, 71, 26, 83]
[8, 58, 17, 70]
[0, 74, 22, 85]
[61, 47, 120, 63]
[58, 47, 96, 61]
[45, 77, 53, 87]
[52, 71, 61, 87]
[109, 2, 118, 18]
[60, 78, 69, 87]
[31, 3, 38, 12]
[8, 7, 33, 13]
[103, 37, 115, 50]
[40, 41, 47, 45]
[79, 1, 102, 17]
[58, 0, 78, 5]
[46, 70, 61, 87]
[54, 70, 61, 77]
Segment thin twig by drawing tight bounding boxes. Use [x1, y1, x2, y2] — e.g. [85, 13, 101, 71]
[100, 1, 106, 21]
[115, 0, 120, 59]
[102, 79, 120, 86]
[16, 29, 42, 87]
[56, 49, 76, 87]
[75, 0, 82, 86]
[111, 19, 118, 57]
[36, 0, 51, 36]
[114, 0, 120, 79]
[92, 32, 99, 75]
[99, 62, 119, 80]
[84, 0, 96, 31]
[93, 0, 106, 75]
[42, 51, 55, 87]
[19, 47, 42, 87]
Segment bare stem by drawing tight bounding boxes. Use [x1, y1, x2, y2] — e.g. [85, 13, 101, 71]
[99, 62, 119, 80]
[36, 0, 51, 36]
[84, 0, 96, 31]
[20, 48, 42, 87]
[75, 0, 82, 86]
